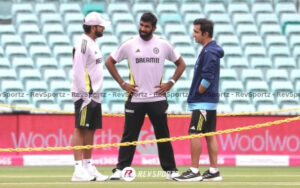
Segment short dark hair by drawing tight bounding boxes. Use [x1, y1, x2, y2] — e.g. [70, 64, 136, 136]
[140, 12, 157, 27]
[193, 19, 214, 38]
[83, 24, 92, 33]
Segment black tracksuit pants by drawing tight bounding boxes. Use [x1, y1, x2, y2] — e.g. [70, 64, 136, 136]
[116, 100, 177, 172]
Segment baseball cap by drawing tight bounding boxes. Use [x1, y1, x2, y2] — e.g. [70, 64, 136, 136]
[83, 12, 111, 27]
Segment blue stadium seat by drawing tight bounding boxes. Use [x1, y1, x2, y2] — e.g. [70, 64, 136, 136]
[8, 95, 31, 106]
[271, 80, 294, 94]
[268, 46, 290, 61]
[217, 35, 240, 47]
[244, 46, 267, 60]
[29, 45, 52, 60]
[277, 95, 299, 109]
[12, 3, 33, 15]
[232, 13, 255, 28]
[213, 24, 235, 37]
[132, 3, 155, 16]
[12, 57, 35, 73]
[0, 58, 10, 69]
[180, 3, 202, 15]
[64, 13, 84, 25]
[222, 80, 244, 93]
[0, 69, 17, 81]
[35, 3, 56, 16]
[250, 57, 272, 69]
[184, 13, 205, 28]
[24, 35, 47, 49]
[115, 23, 138, 39]
[40, 13, 62, 25]
[1, 80, 23, 92]
[241, 35, 263, 48]
[18, 24, 40, 38]
[19, 69, 42, 85]
[256, 13, 278, 29]
[274, 57, 296, 69]
[176, 46, 196, 58]
[44, 69, 66, 84]
[49, 80, 70, 93]
[223, 46, 243, 60]
[59, 3, 81, 16]
[67, 24, 82, 39]
[265, 35, 288, 49]
[275, 3, 297, 17]
[170, 35, 192, 47]
[164, 24, 187, 37]
[160, 13, 182, 25]
[25, 80, 48, 93]
[246, 80, 269, 93]
[157, 3, 178, 15]
[204, 3, 226, 16]
[252, 3, 273, 19]
[48, 35, 70, 49]
[266, 69, 289, 84]
[0, 34, 23, 50]
[241, 69, 264, 84]
[260, 24, 282, 38]
[290, 70, 300, 85]
[112, 13, 134, 25]
[253, 95, 275, 109]
[107, 3, 130, 16]
[53, 45, 73, 61]
[42, 24, 64, 39]
[36, 57, 58, 73]
[16, 14, 39, 26]
[236, 24, 258, 37]
[0, 25, 16, 36]
[220, 69, 238, 84]
[209, 13, 231, 24]
[286, 26, 300, 41]
[228, 2, 249, 16]
[227, 57, 249, 69]
[5, 46, 27, 61]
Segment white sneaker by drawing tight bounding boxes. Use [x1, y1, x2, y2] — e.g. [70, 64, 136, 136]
[86, 165, 108, 181]
[166, 171, 180, 180]
[71, 165, 96, 182]
[109, 169, 122, 180]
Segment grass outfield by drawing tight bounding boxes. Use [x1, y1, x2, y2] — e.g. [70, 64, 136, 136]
[0, 166, 299, 188]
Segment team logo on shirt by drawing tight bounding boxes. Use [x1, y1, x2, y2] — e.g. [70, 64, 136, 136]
[153, 47, 159, 54]
[96, 58, 102, 64]
[136, 49, 140, 53]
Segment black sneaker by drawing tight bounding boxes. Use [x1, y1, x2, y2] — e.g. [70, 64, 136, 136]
[202, 170, 223, 181]
[174, 169, 203, 182]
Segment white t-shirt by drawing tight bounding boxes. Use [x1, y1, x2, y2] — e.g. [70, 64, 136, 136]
[111, 35, 180, 103]
[71, 34, 103, 109]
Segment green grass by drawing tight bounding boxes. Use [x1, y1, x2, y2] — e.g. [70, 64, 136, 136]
[0, 166, 299, 188]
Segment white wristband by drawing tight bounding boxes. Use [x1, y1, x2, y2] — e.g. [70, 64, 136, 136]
[170, 79, 176, 84]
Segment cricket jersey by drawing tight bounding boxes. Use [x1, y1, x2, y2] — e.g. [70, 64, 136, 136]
[111, 35, 180, 103]
[71, 34, 104, 110]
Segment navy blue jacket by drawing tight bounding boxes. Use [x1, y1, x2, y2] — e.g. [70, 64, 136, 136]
[187, 40, 224, 104]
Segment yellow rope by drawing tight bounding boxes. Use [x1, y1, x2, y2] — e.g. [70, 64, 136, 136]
[1, 115, 299, 152]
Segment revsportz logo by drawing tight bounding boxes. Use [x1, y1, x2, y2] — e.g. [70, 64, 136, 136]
[122, 167, 136, 181]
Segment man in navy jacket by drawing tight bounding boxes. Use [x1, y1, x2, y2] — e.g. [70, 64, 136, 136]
[175, 19, 224, 182]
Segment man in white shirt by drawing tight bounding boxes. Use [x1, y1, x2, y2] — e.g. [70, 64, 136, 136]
[105, 12, 186, 180]
[71, 12, 110, 182]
